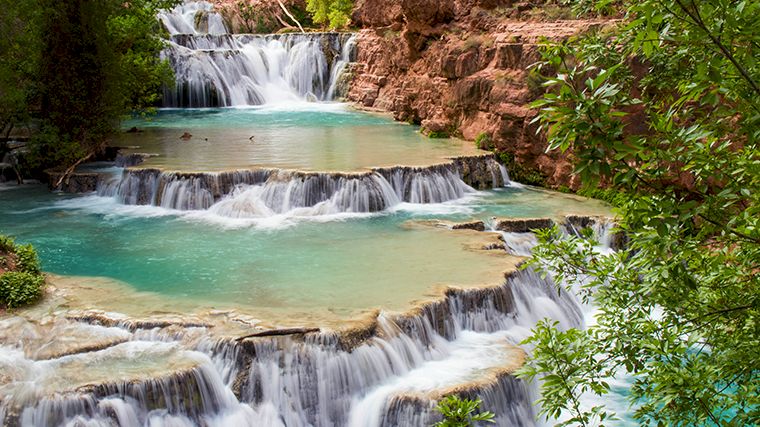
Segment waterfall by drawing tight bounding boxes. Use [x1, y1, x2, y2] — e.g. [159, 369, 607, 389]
[158, 1, 228, 35]
[96, 156, 508, 216]
[1, 267, 587, 427]
[157, 2, 357, 107]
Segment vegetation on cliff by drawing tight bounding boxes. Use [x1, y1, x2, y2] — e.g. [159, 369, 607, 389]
[211, 0, 352, 32]
[0, 0, 179, 177]
[211, 0, 315, 33]
[519, 0, 760, 425]
[0, 235, 45, 308]
[306, 0, 353, 29]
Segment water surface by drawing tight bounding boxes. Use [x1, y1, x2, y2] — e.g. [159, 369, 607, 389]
[0, 184, 609, 324]
[116, 105, 483, 172]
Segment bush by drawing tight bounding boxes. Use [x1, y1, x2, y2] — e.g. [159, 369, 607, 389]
[14, 243, 40, 275]
[433, 395, 495, 427]
[474, 132, 493, 150]
[0, 271, 44, 308]
[426, 130, 450, 139]
[576, 187, 629, 207]
[0, 234, 45, 308]
[0, 235, 15, 253]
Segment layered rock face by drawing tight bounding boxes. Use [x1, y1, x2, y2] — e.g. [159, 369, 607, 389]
[347, 0, 610, 188]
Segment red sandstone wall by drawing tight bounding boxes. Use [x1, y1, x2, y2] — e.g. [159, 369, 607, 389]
[347, 0, 611, 188]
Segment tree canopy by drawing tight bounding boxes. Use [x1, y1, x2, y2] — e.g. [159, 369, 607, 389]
[306, 0, 352, 29]
[518, 0, 759, 425]
[0, 0, 178, 173]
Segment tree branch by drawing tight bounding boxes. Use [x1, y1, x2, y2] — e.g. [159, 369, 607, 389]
[672, 0, 760, 97]
[277, 0, 305, 33]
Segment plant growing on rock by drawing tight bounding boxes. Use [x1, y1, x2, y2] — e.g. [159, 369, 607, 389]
[475, 132, 493, 150]
[0, 235, 45, 308]
[520, 0, 760, 426]
[433, 395, 495, 427]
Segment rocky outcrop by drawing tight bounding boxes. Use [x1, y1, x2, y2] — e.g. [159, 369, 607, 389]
[347, 0, 613, 188]
[494, 217, 553, 233]
[46, 171, 99, 193]
[451, 220, 486, 231]
[97, 154, 507, 211]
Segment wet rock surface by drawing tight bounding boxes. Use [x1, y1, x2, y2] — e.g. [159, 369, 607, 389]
[494, 217, 554, 233]
[45, 171, 99, 193]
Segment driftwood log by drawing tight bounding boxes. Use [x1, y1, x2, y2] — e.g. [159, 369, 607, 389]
[235, 327, 320, 341]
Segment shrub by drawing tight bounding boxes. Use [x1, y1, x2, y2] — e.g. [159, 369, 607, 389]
[577, 187, 629, 207]
[0, 235, 14, 253]
[0, 234, 45, 308]
[14, 243, 40, 275]
[426, 130, 450, 139]
[433, 395, 495, 427]
[0, 271, 44, 308]
[474, 132, 493, 150]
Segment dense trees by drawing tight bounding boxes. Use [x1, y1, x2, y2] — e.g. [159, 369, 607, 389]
[519, 0, 759, 425]
[0, 0, 178, 175]
[0, 0, 41, 141]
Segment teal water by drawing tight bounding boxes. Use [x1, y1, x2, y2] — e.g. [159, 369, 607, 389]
[0, 183, 609, 320]
[116, 104, 483, 172]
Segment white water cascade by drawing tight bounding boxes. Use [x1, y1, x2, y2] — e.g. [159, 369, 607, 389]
[0, 220, 618, 427]
[1, 267, 587, 427]
[97, 156, 510, 216]
[158, 1, 356, 107]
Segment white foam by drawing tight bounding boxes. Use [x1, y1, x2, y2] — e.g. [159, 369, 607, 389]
[348, 330, 518, 426]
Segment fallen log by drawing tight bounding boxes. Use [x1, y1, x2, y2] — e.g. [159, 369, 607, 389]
[235, 327, 320, 341]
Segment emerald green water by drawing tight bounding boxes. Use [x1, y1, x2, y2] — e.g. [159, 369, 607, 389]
[0, 183, 609, 322]
[116, 104, 483, 172]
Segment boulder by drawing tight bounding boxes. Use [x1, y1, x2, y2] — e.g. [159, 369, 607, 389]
[494, 218, 554, 233]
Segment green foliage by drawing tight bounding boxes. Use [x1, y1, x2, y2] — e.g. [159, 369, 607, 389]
[559, 0, 621, 17]
[1, 0, 179, 173]
[497, 151, 547, 186]
[433, 395, 495, 427]
[475, 132, 493, 150]
[14, 244, 40, 275]
[306, 0, 352, 29]
[0, 236, 15, 253]
[518, 318, 614, 427]
[0, 235, 45, 308]
[0, 0, 42, 139]
[0, 272, 44, 308]
[575, 187, 627, 208]
[426, 130, 450, 139]
[521, 0, 760, 425]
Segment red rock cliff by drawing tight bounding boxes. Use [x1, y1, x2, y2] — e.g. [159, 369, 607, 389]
[346, 0, 610, 188]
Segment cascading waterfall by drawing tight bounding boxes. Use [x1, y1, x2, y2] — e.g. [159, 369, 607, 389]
[1, 266, 586, 427]
[97, 156, 509, 216]
[0, 2, 620, 425]
[0, 219, 617, 427]
[158, 2, 356, 107]
[158, 1, 228, 35]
